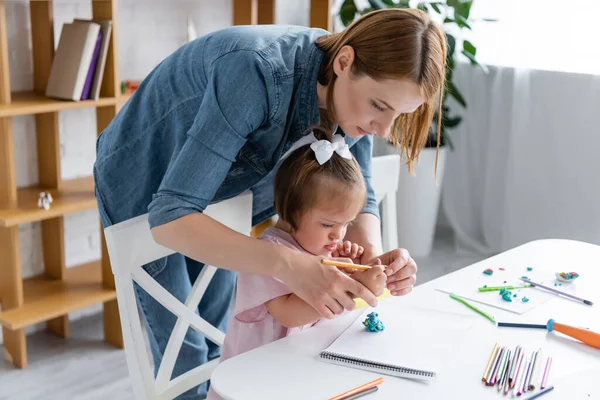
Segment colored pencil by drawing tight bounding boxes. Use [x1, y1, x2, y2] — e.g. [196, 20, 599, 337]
[498, 348, 511, 391]
[513, 353, 529, 397]
[478, 284, 533, 292]
[510, 347, 524, 390]
[322, 259, 371, 271]
[487, 347, 504, 386]
[525, 349, 539, 391]
[449, 292, 496, 324]
[328, 377, 384, 400]
[482, 342, 500, 382]
[540, 356, 552, 389]
[524, 385, 554, 399]
[521, 351, 534, 394]
[341, 386, 379, 400]
[508, 345, 521, 387]
[497, 322, 547, 329]
[494, 348, 509, 386]
[528, 350, 542, 390]
[520, 278, 593, 305]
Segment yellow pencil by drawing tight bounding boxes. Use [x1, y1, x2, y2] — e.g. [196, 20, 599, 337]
[321, 259, 371, 271]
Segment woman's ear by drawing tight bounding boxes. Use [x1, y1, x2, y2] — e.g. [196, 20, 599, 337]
[333, 45, 355, 77]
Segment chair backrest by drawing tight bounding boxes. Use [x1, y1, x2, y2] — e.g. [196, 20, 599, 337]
[103, 192, 253, 400]
[371, 154, 400, 252]
[104, 155, 399, 400]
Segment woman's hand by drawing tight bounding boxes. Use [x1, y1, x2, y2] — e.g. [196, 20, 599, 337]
[361, 247, 417, 296]
[277, 250, 378, 319]
[331, 240, 364, 264]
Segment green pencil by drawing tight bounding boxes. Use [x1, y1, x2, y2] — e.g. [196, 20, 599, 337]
[478, 284, 533, 292]
[449, 292, 496, 324]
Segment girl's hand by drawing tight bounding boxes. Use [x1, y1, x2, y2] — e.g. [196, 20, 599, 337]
[331, 241, 364, 264]
[361, 248, 417, 296]
[350, 261, 386, 297]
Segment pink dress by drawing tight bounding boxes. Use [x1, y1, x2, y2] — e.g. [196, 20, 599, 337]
[207, 227, 318, 399]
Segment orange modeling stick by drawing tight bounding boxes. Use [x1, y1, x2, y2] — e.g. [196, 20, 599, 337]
[321, 259, 371, 271]
[328, 377, 384, 400]
[547, 319, 600, 349]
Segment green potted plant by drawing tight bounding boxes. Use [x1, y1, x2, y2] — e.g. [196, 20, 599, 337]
[339, 0, 489, 257]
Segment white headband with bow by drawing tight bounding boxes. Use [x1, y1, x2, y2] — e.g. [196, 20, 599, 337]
[309, 134, 353, 165]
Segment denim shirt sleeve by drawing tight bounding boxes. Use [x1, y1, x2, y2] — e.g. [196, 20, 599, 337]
[148, 51, 273, 228]
[350, 135, 380, 219]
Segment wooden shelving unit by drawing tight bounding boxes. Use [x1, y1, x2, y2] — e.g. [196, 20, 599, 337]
[0, 0, 332, 369]
[0, 0, 124, 368]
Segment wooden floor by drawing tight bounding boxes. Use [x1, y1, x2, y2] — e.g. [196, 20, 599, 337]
[0, 314, 133, 400]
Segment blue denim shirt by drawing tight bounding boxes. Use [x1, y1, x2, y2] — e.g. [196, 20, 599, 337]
[94, 25, 378, 228]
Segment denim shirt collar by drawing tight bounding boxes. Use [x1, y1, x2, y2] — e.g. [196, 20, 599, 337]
[297, 45, 324, 138]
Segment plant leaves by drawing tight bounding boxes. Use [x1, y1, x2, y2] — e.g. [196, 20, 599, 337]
[417, 2, 429, 13]
[367, 0, 386, 10]
[455, 14, 472, 29]
[381, 0, 397, 6]
[447, 80, 467, 108]
[443, 115, 462, 128]
[454, 0, 473, 20]
[446, 33, 456, 58]
[398, 0, 411, 8]
[430, 2, 443, 13]
[340, 0, 358, 26]
[463, 40, 476, 57]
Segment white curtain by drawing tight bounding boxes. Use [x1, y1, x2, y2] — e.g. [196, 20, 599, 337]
[442, 63, 600, 255]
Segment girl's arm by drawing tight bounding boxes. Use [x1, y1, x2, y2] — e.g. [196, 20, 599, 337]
[152, 213, 379, 320]
[265, 294, 321, 328]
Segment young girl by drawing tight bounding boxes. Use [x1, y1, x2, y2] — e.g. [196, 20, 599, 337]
[206, 132, 387, 399]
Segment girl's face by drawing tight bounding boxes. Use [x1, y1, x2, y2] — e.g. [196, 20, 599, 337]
[318, 45, 425, 139]
[292, 200, 363, 257]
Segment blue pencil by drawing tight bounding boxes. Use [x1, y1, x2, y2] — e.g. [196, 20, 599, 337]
[498, 322, 547, 329]
[524, 385, 554, 399]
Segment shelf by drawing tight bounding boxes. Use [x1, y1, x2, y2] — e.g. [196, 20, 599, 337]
[0, 177, 97, 227]
[0, 261, 117, 330]
[0, 91, 121, 117]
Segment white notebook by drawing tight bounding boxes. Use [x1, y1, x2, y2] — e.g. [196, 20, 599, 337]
[319, 300, 474, 381]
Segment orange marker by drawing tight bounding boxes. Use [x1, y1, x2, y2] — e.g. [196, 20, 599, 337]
[328, 377, 384, 400]
[322, 259, 371, 271]
[547, 319, 600, 349]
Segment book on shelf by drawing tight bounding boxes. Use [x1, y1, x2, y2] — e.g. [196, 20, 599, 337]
[74, 19, 113, 100]
[45, 19, 112, 101]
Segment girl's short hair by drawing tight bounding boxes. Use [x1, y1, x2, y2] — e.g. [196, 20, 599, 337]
[274, 131, 366, 231]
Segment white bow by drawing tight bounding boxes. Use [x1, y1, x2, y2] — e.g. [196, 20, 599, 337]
[310, 134, 353, 165]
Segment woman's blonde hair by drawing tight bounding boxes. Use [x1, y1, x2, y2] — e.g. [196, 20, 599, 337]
[274, 130, 366, 231]
[315, 8, 447, 175]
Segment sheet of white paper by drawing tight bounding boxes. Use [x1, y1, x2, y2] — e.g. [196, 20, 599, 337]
[435, 266, 572, 314]
[320, 298, 475, 376]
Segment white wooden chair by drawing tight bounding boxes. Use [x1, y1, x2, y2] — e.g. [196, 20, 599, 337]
[103, 155, 399, 400]
[371, 154, 400, 252]
[103, 192, 253, 400]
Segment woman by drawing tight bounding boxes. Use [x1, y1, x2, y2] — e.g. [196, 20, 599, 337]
[94, 8, 446, 399]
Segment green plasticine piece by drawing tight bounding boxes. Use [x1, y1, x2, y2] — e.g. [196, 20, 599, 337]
[527, 267, 533, 271]
[522, 297, 530, 303]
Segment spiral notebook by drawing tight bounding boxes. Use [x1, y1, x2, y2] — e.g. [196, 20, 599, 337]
[319, 300, 475, 381]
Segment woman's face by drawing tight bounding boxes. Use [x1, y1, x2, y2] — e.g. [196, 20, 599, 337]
[319, 46, 425, 139]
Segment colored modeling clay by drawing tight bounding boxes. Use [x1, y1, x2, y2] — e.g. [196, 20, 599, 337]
[363, 312, 385, 332]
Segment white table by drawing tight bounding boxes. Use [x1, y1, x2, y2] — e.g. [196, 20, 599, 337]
[211, 239, 600, 399]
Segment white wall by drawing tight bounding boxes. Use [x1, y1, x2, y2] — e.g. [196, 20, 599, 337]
[3, 0, 311, 344]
